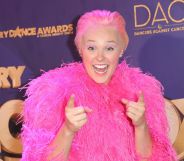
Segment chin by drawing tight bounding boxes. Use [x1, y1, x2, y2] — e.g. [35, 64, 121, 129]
[92, 76, 110, 84]
[87, 69, 112, 84]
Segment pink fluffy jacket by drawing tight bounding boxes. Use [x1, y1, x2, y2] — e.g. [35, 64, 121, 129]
[21, 61, 176, 161]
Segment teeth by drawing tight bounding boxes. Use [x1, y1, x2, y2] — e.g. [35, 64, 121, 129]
[93, 64, 108, 69]
[93, 64, 108, 74]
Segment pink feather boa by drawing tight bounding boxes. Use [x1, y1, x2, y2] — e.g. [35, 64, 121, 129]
[21, 61, 176, 161]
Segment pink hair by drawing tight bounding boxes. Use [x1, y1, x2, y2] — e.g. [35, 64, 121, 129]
[74, 10, 129, 51]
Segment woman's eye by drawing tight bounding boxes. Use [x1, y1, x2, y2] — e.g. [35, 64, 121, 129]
[106, 47, 114, 51]
[87, 46, 95, 51]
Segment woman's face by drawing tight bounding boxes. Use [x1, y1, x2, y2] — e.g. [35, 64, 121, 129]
[80, 25, 124, 84]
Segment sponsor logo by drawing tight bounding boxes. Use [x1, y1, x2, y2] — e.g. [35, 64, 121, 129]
[133, 0, 184, 36]
[0, 66, 25, 88]
[0, 24, 73, 39]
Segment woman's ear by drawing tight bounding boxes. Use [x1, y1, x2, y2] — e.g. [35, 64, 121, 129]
[77, 46, 82, 57]
[78, 48, 83, 58]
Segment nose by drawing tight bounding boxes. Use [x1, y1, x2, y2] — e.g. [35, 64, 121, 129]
[96, 51, 105, 61]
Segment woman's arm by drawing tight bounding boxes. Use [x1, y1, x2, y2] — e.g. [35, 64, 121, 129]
[121, 70, 177, 160]
[135, 122, 152, 160]
[47, 123, 75, 161]
[48, 95, 92, 161]
[121, 91, 152, 159]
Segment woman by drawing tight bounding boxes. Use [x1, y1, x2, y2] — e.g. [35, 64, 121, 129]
[21, 10, 176, 161]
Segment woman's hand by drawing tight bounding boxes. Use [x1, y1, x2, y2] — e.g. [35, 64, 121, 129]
[121, 91, 146, 127]
[48, 94, 92, 160]
[121, 91, 152, 158]
[64, 95, 92, 134]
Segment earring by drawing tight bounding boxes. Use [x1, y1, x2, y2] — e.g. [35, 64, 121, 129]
[119, 54, 123, 58]
[119, 50, 124, 58]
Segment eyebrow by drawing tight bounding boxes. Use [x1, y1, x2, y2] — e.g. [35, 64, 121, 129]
[106, 40, 117, 44]
[87, 40, 95, 42]
[86, 40, 117, 44]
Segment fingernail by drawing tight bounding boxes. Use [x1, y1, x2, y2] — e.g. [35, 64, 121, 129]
[88, 108, 93, 112]
[121, 98, 126, 102]
[138, 90, 142, 94]
[84, 107, 93, 112]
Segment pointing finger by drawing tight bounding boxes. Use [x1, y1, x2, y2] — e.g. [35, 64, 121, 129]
[121, 98, 129, 105]
[67, 94, 75, 108]
[71, 107, 92, 115]
[137, 91, 144, 103]
[84, 107, 93, 113]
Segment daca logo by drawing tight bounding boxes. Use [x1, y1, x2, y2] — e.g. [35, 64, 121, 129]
[133, 0, 184, 36]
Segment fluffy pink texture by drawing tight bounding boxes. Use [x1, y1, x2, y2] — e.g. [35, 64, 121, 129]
[21, 61, 176, 161]
[75, 10, 129, 50]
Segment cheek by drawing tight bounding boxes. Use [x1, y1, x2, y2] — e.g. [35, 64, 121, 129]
[109, 54, 120, 67]
[82, 53, 93, 69]
[82, 53, 90, 63]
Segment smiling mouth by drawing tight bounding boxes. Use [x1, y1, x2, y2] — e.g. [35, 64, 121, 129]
[93, 64, 109, 74]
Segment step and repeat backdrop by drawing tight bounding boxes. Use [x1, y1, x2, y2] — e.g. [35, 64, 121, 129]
[0, 0, 184, 160]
